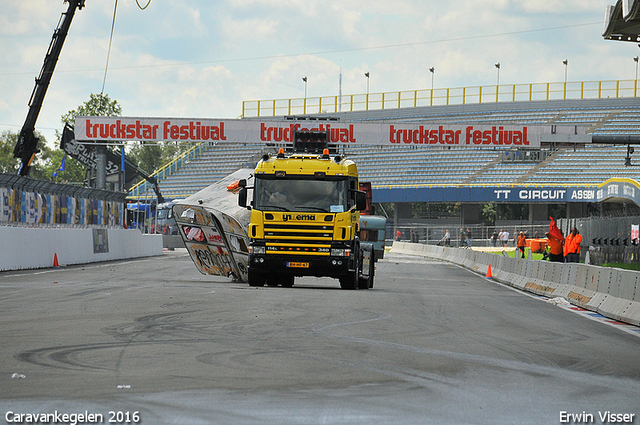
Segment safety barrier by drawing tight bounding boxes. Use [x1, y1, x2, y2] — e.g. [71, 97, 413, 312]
[0, 174, 162, 271]
[0, 226, 162, 271]
[391, 242, 640, 326]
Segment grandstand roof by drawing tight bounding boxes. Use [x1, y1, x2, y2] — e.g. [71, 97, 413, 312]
[603, 0, 640, 42]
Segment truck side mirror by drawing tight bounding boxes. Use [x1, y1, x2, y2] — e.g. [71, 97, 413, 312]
[238, 187, 248, 208]
[355, 190, 367, 211]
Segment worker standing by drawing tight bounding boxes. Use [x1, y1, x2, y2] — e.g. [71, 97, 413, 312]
[564, 227, 582, 263]
[517, 232, 527, 259]
[546, 231, 565, 263]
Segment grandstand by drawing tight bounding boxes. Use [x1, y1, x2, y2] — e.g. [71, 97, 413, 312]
[135, 96, 640, 203]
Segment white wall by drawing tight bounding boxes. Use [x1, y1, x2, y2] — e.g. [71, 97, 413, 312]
[0, 227, 163, 271]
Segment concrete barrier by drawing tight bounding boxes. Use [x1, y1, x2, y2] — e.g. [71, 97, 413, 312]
[0, 226, 163, 271]
[390, 241, 640, 326]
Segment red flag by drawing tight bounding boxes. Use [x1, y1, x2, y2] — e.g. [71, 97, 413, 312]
[548, 217, 564, 242]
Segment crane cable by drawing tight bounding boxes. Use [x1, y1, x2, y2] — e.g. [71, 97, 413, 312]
[101, 0, 151, 95]
[136, 0, 151, 10]
[100, 0, 118, 95]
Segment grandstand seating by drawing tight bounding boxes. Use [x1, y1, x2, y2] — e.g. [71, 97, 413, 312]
[138, 97, 640, 200]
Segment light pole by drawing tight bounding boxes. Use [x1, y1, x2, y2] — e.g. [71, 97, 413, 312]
[563, 59, 568, 83]
[634, 56, 639, 81]
[364, 72, 370, 94]
[302, 76, 308, 113]
[429, 67, 435, 106]
[495, 62, 500, 85]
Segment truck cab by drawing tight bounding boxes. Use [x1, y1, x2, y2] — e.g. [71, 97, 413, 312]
[238, 130, 374, 289]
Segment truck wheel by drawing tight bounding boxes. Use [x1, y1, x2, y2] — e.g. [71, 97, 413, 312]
[358, 257, 375, 289]
[340, 269, 358, 289]
[281, 275, 294, 288]
[248, 270, 266, 287]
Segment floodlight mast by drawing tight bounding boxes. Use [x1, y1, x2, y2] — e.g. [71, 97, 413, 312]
[13, 0, 86, 177]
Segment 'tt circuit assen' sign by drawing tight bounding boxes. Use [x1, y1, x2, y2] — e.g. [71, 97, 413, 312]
[373, 185, 600, 204]
[74, 116, 590, 148]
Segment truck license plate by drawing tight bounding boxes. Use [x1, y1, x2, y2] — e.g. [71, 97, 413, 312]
[287, 262, 309, 268]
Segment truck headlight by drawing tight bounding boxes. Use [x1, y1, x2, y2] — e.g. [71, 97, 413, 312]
[250, 246, 266, 255]
[331, 248, 351, 257]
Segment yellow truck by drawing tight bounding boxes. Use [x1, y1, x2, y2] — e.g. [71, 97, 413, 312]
[238, 130, 374, 289]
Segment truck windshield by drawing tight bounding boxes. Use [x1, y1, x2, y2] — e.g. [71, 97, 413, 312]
[254, 178, 348, 213]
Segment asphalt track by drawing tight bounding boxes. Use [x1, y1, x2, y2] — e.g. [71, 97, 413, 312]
[1, 250, 639, 425]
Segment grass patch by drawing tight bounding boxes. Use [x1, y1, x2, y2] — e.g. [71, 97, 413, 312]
[492, 249, 545, 261]
[601, 262, 640, 271]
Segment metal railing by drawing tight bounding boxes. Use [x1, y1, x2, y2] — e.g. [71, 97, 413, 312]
[242, 79, 640, 118]
[127, 142, 214, 200]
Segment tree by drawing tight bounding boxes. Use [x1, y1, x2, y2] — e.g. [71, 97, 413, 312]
[60, 93, 122, 125]
[0, 130, 53, 180]
[481, 202, 497, 225]
[0, 131, 19, 174]
[129, 142, 163, 175]
[52, 93, 124, 185]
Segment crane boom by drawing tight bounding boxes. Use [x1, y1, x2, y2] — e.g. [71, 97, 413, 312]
[13, 0, 86, 176]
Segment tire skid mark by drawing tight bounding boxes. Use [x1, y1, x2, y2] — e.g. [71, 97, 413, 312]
[312, 317, 640, 391]
[16, 310, 209, 372]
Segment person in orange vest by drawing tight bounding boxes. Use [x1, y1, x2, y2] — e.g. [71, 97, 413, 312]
[517, 231, 527, 259]
[546, 231, 564, 262]
[564, 227, 582, 263]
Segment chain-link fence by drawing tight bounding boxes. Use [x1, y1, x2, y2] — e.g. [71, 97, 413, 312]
[391, 222, 549, 248]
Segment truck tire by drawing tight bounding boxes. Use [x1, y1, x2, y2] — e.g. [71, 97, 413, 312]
[281, 275, 294, 288]
[358, 255, 375, 289]
[339, 270, 358, 289]
[340, 241, 360, 290]
[248, 269, 266, 287]
[358, 251, 376, 289]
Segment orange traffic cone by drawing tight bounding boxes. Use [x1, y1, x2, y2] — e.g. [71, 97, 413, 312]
[53, 253, 60, 268]
[486, 264, 492, 279]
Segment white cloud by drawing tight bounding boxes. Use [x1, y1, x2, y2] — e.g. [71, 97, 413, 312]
[0, 0, 632, 149]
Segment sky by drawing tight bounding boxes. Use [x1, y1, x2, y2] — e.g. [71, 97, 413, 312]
[0, 0, 637, 149]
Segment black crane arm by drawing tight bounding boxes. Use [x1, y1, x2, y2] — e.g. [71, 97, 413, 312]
[13, 0, 86, 176]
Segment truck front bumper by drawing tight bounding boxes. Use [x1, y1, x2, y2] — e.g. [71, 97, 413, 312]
[248, 253, 352, 278]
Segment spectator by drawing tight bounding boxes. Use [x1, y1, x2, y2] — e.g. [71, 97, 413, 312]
[466, 228, 473, 246]
[491, 230, 499, 247]
[396, 230, 401, 241]
[564, 227, 582, 263]
[517, 231, 527, 259]
[459, 228, 467, 247]
[501, 229, 510, 247]
[444, 229, 451, 246]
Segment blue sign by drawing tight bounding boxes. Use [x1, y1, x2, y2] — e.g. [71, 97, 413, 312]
[372, 185, 599, 204]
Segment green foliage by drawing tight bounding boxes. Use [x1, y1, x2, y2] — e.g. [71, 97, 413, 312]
[129, 143, 163, 175]
[411, 202, 460, 219]
[60, 93, 122, 127]
[481, 202, 497, 225]
[48, 93, 124, 184]
[0, 131, 19, 174]
[0, 130, 56, 180]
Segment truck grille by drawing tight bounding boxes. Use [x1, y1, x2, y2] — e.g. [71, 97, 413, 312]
[264, 223, 334, 255]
